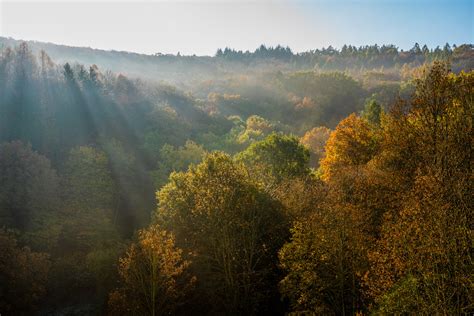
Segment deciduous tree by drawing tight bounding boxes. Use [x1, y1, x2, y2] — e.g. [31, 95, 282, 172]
[156, 152, 287, 314]
[108, 224, 195, 316]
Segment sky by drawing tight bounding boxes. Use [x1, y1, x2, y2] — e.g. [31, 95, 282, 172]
[0, 0, 473, 56]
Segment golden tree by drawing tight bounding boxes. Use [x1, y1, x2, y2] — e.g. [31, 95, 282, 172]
[364, 63, 473, 314]
[108, 224, 195, 316]
[279, 192, 371, 315]
[320, 114, 379, 183]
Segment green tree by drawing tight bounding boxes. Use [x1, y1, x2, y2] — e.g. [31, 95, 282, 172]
[237, 133, 310, 185]
[156, 152, 287, 314]
[0, 141, 60, 249]
[0, 228, 51, 315]
[151, 140, 206, 189]
[362, 98, 382, 125]
[53, 146, 121, 308]
[102, 139, 155, 235]
[62, 146, 116, 212]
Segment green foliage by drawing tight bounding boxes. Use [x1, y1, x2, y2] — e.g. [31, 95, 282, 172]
[373, 276, 422, 315]
[0, 141, 59, 228]
[198, 115, 281, 154]
[281, 71, 366, 129]
[0, 141, 60, 250]
[62, 146, 116, 211]
[53, 145, 122, 309]
[362, 98, 382, 125]
[0, 41, 472, 315]
[151, 140, 207, 189]
[102, 139, 154, 234]
[237, 115, 275, 145]
[156, 152, 287, 314]
[0, 228, 51, 315]
[237, 133, 310, 185]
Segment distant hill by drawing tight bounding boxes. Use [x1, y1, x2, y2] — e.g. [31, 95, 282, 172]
[0, 36, 223, 85]
[1, 37, 472, 86]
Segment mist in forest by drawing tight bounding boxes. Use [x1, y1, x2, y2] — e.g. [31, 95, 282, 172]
[0, 0, 473, 315]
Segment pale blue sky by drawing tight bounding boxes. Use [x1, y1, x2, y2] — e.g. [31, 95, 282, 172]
[1, 0, 472, 56]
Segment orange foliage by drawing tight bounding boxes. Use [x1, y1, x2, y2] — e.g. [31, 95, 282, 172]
[320, 114, 379, 182]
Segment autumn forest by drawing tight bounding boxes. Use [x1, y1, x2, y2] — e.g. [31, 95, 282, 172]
[0, 36, 472, 315]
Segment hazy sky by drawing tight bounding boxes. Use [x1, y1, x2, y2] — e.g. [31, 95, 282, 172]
[1, 0, 472, 56]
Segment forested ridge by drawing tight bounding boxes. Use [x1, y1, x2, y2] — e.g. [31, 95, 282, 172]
[0, 41, 472, 315]
[1, 37, 473, 84]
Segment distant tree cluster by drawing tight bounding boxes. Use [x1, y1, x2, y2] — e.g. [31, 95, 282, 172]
[216, 44, 293, 61]
[215, 43, 473, 72]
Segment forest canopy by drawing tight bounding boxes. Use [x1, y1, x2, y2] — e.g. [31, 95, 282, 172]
[0, 40, 472, 315]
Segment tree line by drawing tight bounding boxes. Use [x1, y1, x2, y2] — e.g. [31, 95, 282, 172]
[2, 37, 472, 84]
[215, 43, 473, 71]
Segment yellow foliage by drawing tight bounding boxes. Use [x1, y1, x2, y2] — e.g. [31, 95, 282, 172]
[320, 114, 378, 182]
[108, 224, 195, 315]
[300, 126, 331, 168]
